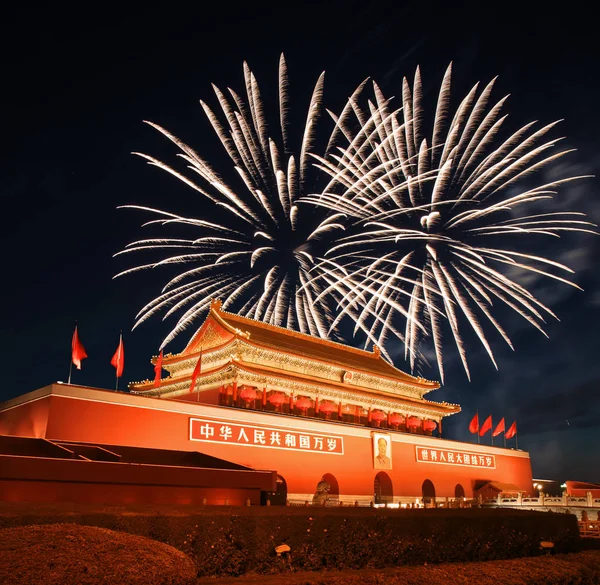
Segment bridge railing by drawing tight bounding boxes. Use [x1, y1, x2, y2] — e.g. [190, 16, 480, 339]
[579, 521, 600, 538]
[485, 494, 600, 508]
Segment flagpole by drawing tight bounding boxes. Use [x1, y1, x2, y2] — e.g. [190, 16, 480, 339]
[477, 410, 480, 444]
[68, 322, 76, 385]
[515, 431, 519, 451]
[504, 433, 506, 448]
[115, 332, 122, 392]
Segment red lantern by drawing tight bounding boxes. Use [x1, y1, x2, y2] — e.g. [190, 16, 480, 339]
[389, 413, 404, 426]
[423, 420, 437, 433]
[319, 400, 336, 419]
[407, 416, 421, 429]
[268, 392, 286, 407]
[371, 410, 386, 426]
[295, 397, 312, 413]
[240, 387, 257, 402]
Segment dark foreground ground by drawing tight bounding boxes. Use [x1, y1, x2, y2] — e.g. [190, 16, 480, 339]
[0, 503, 598, 584]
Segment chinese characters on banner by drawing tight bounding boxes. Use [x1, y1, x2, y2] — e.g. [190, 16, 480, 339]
[415, 446, 496, 468]
[190, 418, 344, 455]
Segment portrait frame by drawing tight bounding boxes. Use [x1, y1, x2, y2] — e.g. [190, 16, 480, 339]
[372, 432, 392, 470]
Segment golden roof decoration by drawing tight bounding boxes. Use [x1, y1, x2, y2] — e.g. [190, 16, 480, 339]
[175, 299, 440, 390]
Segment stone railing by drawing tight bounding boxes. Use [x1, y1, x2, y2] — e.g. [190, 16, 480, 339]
[578, 520, 600, 538]
[485, 493, 600, 508]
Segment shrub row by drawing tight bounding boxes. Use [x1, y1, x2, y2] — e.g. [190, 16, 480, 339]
[200, 552, 600, 585]
[0, 503, 581, 577]
[0, 523, 196, 585]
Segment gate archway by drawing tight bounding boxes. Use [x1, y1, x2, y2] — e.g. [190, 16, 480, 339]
[374, 472, 393, 504]
[313, 473, 339, 505]
[422, 479, 436, 505]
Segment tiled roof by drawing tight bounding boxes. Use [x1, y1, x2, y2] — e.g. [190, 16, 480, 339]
[186, 299, 439, 390]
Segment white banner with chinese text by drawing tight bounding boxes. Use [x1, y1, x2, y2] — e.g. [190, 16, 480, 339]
[190, 418, 344, 455]
[415, 445, 496, 468]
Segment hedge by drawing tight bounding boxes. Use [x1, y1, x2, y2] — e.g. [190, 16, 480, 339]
[0, 523, 197, 585]
[194, 552, 600, 585]
[0, 503, 581, 577]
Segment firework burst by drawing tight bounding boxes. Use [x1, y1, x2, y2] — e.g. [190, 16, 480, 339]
[115, 56, 348, 347]
[303, 64, 596, 380]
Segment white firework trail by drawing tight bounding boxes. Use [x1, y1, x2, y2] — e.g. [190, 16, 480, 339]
[302, 64, 596, 381]
[115, 55, 347, 348]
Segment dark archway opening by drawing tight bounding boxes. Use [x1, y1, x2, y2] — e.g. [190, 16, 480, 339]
[422, 479, 436, 505]
[374, 472, 393, 504]
[312, 473, 339, 505]
[455, 483, 465, 499]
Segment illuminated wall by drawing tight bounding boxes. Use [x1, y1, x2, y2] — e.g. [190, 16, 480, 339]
[0, 384, 533, 503]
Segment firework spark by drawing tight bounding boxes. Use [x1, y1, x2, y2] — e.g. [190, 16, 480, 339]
[115, 55, 346, 347]
[303, 64, 596, 380]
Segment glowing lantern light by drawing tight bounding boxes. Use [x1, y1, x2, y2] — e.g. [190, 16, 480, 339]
[240, 387, 257, 402]
[370, 410, 386, 427]
[389, 413, 404, 426]
[407, 416, 421, 430]
[295, 396, 312, 413]
[423, 420, 437, 433]
[319, 400, 336, 419]
[268, 393, 286, 408]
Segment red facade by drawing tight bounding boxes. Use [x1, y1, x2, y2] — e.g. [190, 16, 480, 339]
[0, 384, 533, 504]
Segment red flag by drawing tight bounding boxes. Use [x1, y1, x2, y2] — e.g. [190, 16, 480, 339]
[110, 335, 125, 378]
[153, 350, 163, 388]
[189, 350, 202, 393]
[493, 417, 505, 437]
[505, 421, 517, 440]
[71, 326, 87, 370]
[468, 413, 479, 434]
[479, 415, 493, 436]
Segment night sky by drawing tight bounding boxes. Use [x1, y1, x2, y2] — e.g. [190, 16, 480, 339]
[2, 4, 599, 482]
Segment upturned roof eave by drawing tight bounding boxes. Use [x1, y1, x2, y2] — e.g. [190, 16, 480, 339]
[132, 359, 458, 415]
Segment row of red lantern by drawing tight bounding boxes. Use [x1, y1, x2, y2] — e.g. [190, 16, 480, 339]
[227, 386, 438, 431]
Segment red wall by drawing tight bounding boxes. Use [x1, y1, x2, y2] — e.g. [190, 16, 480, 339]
[0, 396, 50, 438]
[0, 387, 533, 501]
[0, 455, 271, 505]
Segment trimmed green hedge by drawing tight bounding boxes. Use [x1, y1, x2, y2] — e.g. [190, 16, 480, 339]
[0, 504, 580, 577]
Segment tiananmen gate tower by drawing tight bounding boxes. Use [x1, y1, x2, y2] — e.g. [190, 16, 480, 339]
[0, 299, 533, 506]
